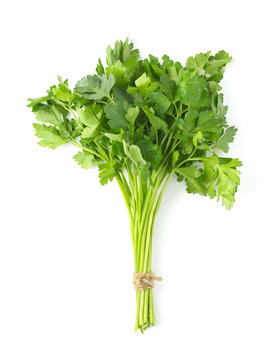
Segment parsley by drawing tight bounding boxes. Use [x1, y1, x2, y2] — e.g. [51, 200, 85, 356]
[28, 38, 242, 333]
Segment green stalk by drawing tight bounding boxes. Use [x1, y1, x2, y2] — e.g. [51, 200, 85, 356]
[116, 160, 173, 332]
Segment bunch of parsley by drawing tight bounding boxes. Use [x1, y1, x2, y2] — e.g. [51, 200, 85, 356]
[28, 38, 241, 332]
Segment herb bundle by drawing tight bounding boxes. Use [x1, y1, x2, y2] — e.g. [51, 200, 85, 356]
[28, 38, 241, 332]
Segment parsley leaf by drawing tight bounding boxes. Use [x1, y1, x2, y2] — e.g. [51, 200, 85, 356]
[73, 151, 95, 169]
[105, 101, 129, 129]
[135, 73, 158, 98]
[175, 167, 207, 196]
[98, 160, 118, 185]
[33, 123, 68, 149]
[75, 74, 115, 100]
[202, 157, 242, 209]
[32, 104, 63, 126]
[159, 73, 177, 101]
[137, 136, 163, 168]
[177, 72, 209, 107]
[215, 126, 238, 153]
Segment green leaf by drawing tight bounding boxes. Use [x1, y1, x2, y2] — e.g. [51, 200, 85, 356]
[81, 127, 95, 138]
[212, 93, 228, 119]
[208, 81, 222, 94]
[32, 104, 64, 126]
[106, 60, 129, 87]
[207, 178, 219, 199]
[197, 110, 222, 133]
[126, 106, 140, 127]
[175, 166, 201, 179]
[106, 38, 141, 80]
[71, 120, 82, 138]
[202, 156, 242, 209]
[175, 167, 207, 195]
[177, 72, 208, 106]
[58, 120, 72, 139]
[215, 126, 237, 153]
[143, 106, 168, 134]
[33, 123, 68, 149]
[137, 136, 163, 168]
[77, 104, 102, 126]
[98, 161, 117, 185]
[106, 38, 140, 66]
[96, 58, 105, 75]
[27, 95, 53, 107]
[74, 74, 115, 100]
[182, 138, 194, 155]
[205, 51, 232, 82]
[125, 53, 140, 78]
[167, 64, 184, 85]
[58, 119, 81, 140]
[215, 50, 232, 62]
[150, 115, 168, 134]
[52, 77, 72, 103]
[172, 150, 179, 168]
[105, 101, 129, 129]
[113, 86, 133, 103]
[104, 132, 123, 142]
[193, 130, 204, 147]
[121, 38, 140, 64]
[182, 110, 199, 133]
[186, 51, 211, 73]
[77, 104, 102, 138]
[123, 141, 146, 168]
[159, 73, 177, 101]
[148, 91, 171, 113]
[206, 51, 232, 73]
[135, 72, 150, 88]
[175, 134, 193, 155]
[194, 91, 211, 108]
[162, 54, 174, 71]
[73, 151, 95, 169]
[111, 141, 125, 157]
[146, 55, 164, 78]
[135, 73, 158, 98]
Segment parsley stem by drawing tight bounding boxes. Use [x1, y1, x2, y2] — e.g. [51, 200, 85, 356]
[120, 171, 132, 206]
[71, 140, 105, 161]
[54, 98, 83, 130]
[176, 156, 202, 168]
[107, 96, 115, 104]
[69, 107, 84, 130]
[93, 140, 109, 161]
[130, 167, 170, 331]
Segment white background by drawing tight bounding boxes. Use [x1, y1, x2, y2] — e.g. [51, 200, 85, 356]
[1, 0, 273, 359]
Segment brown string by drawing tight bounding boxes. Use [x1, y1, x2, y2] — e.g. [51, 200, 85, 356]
[133, 272, 163, 291]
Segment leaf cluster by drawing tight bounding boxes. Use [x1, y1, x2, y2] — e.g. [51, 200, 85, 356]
[28, 39, 241, 209]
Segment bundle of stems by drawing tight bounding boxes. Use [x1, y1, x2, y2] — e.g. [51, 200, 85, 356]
[118, 148, 174, 331]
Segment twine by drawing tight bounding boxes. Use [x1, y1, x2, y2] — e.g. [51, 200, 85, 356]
[133, 272, 163, 291]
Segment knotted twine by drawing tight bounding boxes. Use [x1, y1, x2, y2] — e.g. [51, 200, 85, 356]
[133, 272, 163, 291]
